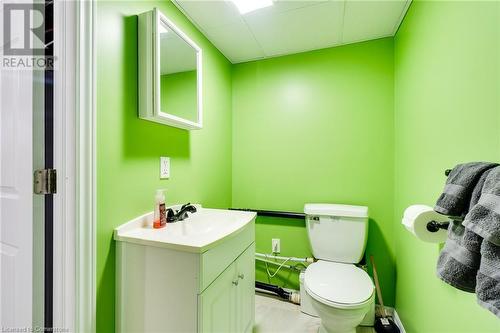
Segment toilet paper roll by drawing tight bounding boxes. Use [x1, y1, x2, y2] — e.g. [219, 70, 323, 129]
[402, 205, 449, 243]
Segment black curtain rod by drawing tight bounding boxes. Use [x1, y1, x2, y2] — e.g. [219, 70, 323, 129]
[230, 208, 305, 219]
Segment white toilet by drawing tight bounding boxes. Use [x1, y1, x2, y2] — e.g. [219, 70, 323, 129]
[303, 204, 375, 333]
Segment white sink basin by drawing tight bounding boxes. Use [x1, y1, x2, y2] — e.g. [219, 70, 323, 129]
[114, 205, 256, 253]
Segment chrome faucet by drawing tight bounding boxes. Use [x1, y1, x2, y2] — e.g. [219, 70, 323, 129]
[167, 203, 197, 223]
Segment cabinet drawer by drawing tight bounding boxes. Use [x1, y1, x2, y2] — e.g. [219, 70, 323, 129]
[199, 221, 254, 291]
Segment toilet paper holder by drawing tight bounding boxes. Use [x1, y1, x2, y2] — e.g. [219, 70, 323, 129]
[426, 220, 450, 232]
[430, 168, 452, 232]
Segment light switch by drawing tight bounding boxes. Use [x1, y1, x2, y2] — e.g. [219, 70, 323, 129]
[160, 157, 170, 179]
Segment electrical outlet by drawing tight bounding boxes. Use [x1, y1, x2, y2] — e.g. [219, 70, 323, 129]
[160, 157, 170, 179]
[272, 238, 280, 253]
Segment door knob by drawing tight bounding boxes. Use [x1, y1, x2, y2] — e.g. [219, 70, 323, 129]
[232, 280, 239, 286]
[238, 273, 244, 280]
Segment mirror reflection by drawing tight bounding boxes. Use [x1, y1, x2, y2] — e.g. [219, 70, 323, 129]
[159, 21, 198, 123]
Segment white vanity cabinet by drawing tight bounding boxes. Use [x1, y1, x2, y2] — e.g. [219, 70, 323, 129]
[114, 207, 256, 333]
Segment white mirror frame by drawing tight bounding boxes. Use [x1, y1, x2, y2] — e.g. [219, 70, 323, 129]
[138, 8, 203, 130]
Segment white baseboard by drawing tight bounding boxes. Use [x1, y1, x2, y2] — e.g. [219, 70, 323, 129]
[375, 305, 406, 333]
[392, 309, 406, 333]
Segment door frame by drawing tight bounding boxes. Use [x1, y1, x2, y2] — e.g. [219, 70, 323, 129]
[75, 0, 96, 331]
[53, 0, 96, 332]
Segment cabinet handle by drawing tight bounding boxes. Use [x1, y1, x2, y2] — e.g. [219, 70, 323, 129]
[232, 280, 239, 286]
[238, 274, 244, 280]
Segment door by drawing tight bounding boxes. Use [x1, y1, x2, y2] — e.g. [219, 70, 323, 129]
[235, 243, 255, 333]
[199, 262, 237, 333]
[0, 59, 35, 330]
[1, 1, 53, 329]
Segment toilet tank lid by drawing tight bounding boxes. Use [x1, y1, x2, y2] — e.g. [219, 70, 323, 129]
[304, 204, 368, 218]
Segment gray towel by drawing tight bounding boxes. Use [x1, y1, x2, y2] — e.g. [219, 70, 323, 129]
[435, 162, 499, 219]
[462, 166, 500, 317]
[476, 241, 500, 318]
[436, 167, 493, 292]
[468, 168, 495, 213]
[436, 221, 483, 292]
[463, 166, 500, 245]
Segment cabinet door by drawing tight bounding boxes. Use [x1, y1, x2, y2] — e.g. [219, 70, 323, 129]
[235, 243, 255, 333]
[199, 262, 237, 333]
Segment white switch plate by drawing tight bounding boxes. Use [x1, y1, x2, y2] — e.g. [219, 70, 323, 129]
[272, 238, 280, 253]
[160, 157, 170, 179]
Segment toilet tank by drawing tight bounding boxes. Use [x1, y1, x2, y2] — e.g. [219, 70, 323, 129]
[304, 203, 368, 263]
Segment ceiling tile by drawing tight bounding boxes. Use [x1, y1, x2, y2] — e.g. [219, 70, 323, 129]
[243, 1, 344, 57]
[342, 0, 409, 43]
[173, 0, 411, 63]
[260, 0, 329, 14]
[203, 19, 266, 63]
[176, 1, 241, 29]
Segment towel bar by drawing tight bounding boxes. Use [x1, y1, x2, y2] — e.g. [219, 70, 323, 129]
[427, 220, 450, 232]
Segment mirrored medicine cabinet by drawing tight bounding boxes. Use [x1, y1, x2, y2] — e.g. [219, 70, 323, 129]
[138, 8, 202, 130]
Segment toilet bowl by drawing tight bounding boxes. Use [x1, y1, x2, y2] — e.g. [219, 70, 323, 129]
[304, 260, 375, 333]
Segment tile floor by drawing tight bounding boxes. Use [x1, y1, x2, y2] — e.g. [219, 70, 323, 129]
[254, 293, 375, 333]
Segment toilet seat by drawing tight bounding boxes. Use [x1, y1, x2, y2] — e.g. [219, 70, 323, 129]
[304, 260, 374, 310]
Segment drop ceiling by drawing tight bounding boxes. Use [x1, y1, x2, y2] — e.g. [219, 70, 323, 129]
[173, 0, 411, 64]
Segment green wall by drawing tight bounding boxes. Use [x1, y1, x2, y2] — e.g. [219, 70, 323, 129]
[96, 1, 232, 332]
[231, 39, 396, 303]
[160, 70, 197, 121]
[394, 1, 500, 332]
[253, 216, 312, 290]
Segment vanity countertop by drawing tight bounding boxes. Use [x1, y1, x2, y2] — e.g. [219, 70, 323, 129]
[114, 205, 256, 253]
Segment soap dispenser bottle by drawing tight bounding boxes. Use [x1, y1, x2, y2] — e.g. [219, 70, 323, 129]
[153, 189, 166, 229]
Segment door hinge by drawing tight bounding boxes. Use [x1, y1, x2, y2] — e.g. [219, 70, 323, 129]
[34, 169, 57, 194]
